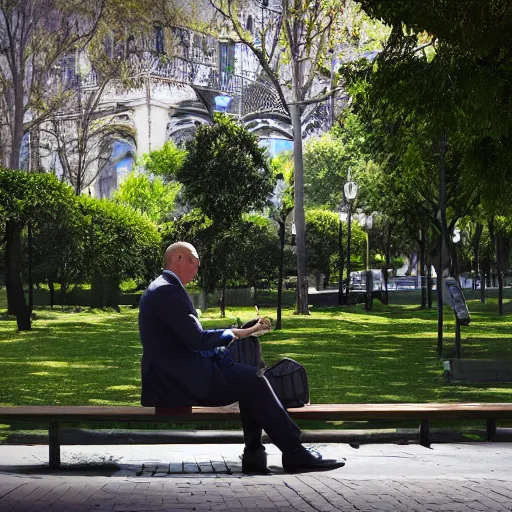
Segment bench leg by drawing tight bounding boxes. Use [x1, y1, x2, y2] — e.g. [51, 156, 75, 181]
[419, 419, 430, 447]
[49, 421, 60, 469]
[487, 419, 497, 441]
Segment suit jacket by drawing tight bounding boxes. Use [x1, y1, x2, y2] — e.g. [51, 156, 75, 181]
[139, 270, 234, 406]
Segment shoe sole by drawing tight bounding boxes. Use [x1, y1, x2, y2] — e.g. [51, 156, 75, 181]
[283, 461, 346, 473]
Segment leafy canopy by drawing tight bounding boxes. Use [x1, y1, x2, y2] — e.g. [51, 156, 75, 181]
[177, 113, 273, 227]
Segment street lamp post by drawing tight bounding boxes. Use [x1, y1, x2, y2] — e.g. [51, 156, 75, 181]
[338, 206, 348, 305]
[359, 213, 374, 311]
[343, 170, 358, 305]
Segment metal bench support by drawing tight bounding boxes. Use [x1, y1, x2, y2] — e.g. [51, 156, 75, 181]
[419, 419, 430, 447]
[49, 421, 61, 469]
[487, 419, 497, 441]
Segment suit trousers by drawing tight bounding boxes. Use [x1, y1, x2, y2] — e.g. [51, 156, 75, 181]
[197, 358, 302, 453]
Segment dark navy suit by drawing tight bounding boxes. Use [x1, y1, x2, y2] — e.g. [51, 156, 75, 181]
[139, 270, 301, 453]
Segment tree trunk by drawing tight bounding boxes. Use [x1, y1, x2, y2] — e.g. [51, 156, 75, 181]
[5, 221, 31, 330]
[30, 126, 42, 171]
[338, 217, 345, 305]
[105, 278, 121, 311]
[220, 279, 226, 318]
[9, 78, 24, 170]
[290, 103, 309, 315]
[480, 267, 486, 303]
[436, 256, 444, 358]
[27, 222, 34, 313]
[48, 279, 55, 308]
[427, 253, 433, 309]
[276, 220, 285, 330]
[496, 234, 504, 316]
[473, 223, 483, 292]
[383, 222, 392, 306]
[91, 272, 106, 308]
[60, 280, 67, 307]
[420, 228, 427, 309]
[437, 133, 447, 358]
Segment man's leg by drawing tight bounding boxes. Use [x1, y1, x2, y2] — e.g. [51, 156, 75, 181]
[202, 360, 301, 453]
[201, 360, 345, 473]
[238, 400, 264, 452]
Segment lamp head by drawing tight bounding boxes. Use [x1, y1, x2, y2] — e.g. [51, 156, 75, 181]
[344, 181, 358, 200]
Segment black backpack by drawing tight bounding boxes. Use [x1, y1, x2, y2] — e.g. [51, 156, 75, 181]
[264, 357, 310, 408]
[228, 335, 262, 369]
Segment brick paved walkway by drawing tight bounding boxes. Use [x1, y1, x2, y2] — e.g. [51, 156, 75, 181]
[1, 443, 511, 511]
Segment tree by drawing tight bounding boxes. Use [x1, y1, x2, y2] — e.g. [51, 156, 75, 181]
[342, 0, 512, 352]
[29, 194, 87, 307]
[176, 114, 273, 309]
[305, 209, 339, 290]
[208, 0, 346, 314]
[79, 196, 161, 308]
[177, 113, 273, 228]
[0, 169, 78, 330]
[269, 152, 294, 329]
[161, 211, 280, 317]
[46, 84, 138, 195]
[304, 131, 348, 210]
[0, 0, 109, 169]
[113, 169, 180, 224]
[141, 140, 187, 181]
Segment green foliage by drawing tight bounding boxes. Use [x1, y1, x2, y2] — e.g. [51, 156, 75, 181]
[160, 210, 213, 256]
[349, 0, 512, 217]
[0, 169, 87, 289]
[113, 170, 180, 224]
[79, 197, 161, 286]
[304, 132, 347, 209]
[220, 215, 281, 288]
[161, 212, 280, 291]
[0, 169, 75, 225]
[305, 209, 340, 278]
[140, 141, 187, 180]
[177, 114, 273, 228]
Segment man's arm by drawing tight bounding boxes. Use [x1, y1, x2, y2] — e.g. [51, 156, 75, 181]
[231, 318, 271, 340]
[153, 287, 233, 351]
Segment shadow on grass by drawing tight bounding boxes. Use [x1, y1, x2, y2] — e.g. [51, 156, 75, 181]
[0, 303, 512, 410]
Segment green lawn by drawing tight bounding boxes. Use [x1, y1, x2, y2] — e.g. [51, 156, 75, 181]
[1, 301, 512, 408]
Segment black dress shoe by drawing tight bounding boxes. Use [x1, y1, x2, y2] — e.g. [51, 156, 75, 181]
[242, 447, 270, 474]
[282, 446, 345, 473]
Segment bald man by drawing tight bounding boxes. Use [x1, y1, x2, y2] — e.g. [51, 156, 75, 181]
[139, 241, 345, 473]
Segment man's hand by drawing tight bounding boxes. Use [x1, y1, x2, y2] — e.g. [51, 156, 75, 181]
[231, 316, 272, 340]
[257, 316, 272, 332]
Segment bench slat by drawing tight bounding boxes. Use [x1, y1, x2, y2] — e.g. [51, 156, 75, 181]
[1, 403, 512, 422]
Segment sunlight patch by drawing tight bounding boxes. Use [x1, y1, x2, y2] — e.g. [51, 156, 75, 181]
[106, 385, 138, 391]
[36, 361, 115, 369]
[30, 371, 50, 376]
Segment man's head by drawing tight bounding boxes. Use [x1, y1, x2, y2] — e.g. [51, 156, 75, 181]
[164, 242, 200, 285]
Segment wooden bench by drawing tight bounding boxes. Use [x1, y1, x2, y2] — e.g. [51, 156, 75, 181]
[1, 403, 511, 469]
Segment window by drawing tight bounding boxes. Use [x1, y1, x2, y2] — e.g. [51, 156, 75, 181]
[219, 41, 235, 77]
[155, 26, 164, 54]
[246, 15, 253, 34]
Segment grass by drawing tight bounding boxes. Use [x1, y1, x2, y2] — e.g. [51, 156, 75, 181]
[1, 300, 512, 406]
[1, 300, 512, 435]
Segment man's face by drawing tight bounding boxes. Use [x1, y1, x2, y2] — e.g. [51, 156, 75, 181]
[179, 249, 200, 285]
